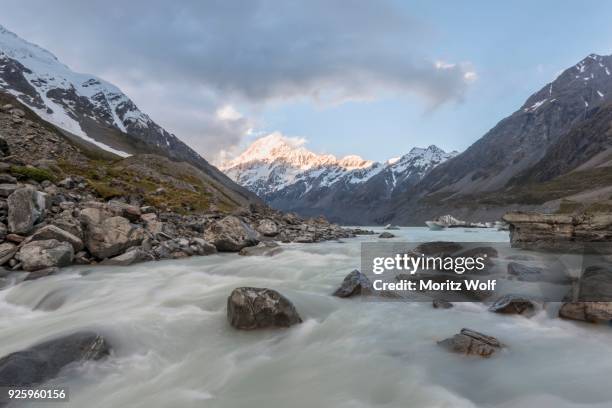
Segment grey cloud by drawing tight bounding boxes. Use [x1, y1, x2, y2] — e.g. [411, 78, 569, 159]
[0, 0, 474, 158]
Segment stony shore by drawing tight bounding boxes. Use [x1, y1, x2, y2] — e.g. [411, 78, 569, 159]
[0, 176, 369, 282]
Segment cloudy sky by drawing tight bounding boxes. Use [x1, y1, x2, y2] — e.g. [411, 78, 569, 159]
[2, 0, 612, 163]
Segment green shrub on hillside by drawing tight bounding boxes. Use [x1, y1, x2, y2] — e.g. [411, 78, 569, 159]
[10, 165, 56, 182]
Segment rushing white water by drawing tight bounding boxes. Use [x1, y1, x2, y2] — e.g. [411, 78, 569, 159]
[2, 227, 612, 408]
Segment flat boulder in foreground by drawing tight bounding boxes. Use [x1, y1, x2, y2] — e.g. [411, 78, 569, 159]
[227, 287, 302, 329]
[0, 331, 110, 388]
[438, 328, 504, 358]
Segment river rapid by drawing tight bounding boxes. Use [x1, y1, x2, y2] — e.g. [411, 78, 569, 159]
[2, 227, 612, 408]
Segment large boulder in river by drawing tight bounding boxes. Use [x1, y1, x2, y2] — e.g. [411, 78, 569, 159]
[30, 225, 84, 252]
[7, 186, 47, 234]
[227, 287, 303, 329]
[205, 215, 260, 252]
[0, 331, 110, 388]
[333, 270, 372, 297]
[488, 294, 535, 316]
[80, 208, 144, 259]
[438, 328, 504, 358]
[18, 239, 74, 272]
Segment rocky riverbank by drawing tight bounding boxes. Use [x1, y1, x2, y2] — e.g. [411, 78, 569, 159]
[0, 176, 364, 279]
[503, 211, 612, 252]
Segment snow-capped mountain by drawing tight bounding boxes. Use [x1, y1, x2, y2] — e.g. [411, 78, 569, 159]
[0, 24, 255, 203]
[222, 133, 457, 223]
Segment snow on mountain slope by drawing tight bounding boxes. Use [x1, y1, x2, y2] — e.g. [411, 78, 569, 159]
[0, 24, 259, 205]
[221, 132, 457, 201]
[0, 24, 180, 157]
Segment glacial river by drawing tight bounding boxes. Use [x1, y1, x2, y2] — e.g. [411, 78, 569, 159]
[1, 228, 612, 408]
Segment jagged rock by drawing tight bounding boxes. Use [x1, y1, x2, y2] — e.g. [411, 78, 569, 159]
[7, 186, 47, 234]
[30, 225, 84, 252]
[0, 242, 16, 265]
[239, 241, 283, 256]
[379, 232, 395, 238]
[51, 210, 83, 239]
[227, 287, 303, 330]
[205, 215, 260, 252]
[81, 209, 144, 259]
[433, 299, 453, 309]
[333, 270, 372, 297]
[0, 332, 110, 388]
[18, 239, 74, 271]
[101, 248, 151, 266]
[24, 267, 59, 281]
[257, 219, 279, 237]
[489, 294, 535, 315]
[438, 328, 504, 358]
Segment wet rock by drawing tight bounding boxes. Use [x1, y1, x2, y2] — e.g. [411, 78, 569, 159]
[190, 238, 217, 255]
[18, 239, 74, 271]
[256, 219, 279, 237]
[507, 262, 570, 284]
[433, 299, 453, 309]
[295, 234, 315, 243]
[333, 270, 372, 297]
[489, 294, 535, 315]
[0, 331, 110, 388]
[438, 328, 504, 358]
[30, 225, 84, 252]
[239, 241, 283, 257]
[559, 302, 612, 323]
[559, 265, 612, 323]
[24, 267, 59, 281]
[7, 186, 47, 234]
[379, 232, 395, 238]
[205, 215, 260, 252]
[101, 248, 151, 266]
[81, 210, 144, 259]
[227, 287, 303, 330]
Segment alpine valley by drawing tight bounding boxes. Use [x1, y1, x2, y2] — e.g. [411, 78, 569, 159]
[225, 54, 612, 225]
[221, 133, 457, 224]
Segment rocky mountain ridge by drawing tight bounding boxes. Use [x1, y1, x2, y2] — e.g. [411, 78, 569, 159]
[383, 53, 612, 224]
[222, 133, 457, 223]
